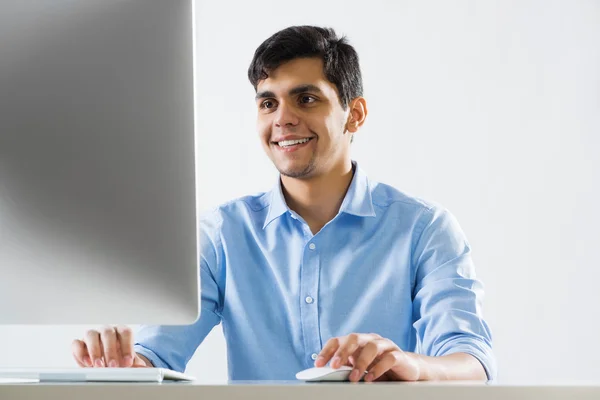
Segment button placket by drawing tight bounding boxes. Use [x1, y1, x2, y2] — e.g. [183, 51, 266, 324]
[300, 239, 321, 367]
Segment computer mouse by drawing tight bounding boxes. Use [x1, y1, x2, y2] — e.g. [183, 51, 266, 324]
[295, 366, 363, 382]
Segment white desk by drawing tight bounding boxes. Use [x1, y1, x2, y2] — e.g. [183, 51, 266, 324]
[1, 381, 600, 400]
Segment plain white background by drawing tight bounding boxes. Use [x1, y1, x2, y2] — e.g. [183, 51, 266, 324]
[1, 0, 599, 384]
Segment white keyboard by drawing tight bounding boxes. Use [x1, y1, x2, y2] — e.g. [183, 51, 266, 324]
[0, 367, 195, 382]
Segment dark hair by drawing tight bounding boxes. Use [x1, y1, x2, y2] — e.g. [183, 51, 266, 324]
[247, 26, 363, 110]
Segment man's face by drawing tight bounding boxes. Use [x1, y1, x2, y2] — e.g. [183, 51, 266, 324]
[255, 57, 350, 179]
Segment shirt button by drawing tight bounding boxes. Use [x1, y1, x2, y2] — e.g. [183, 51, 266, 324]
[305, 296, 314, 304]
[309, 243, 316, 250]
[311, 353, 318, 360]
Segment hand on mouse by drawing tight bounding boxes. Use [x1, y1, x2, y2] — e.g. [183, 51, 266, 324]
[314, 333, 420, 382]
[71, 325, 151, 368]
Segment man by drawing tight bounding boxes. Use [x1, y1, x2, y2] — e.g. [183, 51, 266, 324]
[72, 25, 496, 382]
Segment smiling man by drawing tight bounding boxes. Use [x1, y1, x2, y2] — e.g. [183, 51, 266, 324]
[72, 26, 496, 382]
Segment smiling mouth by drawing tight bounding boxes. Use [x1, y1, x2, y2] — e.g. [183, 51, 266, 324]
[274, 137, 313, 148]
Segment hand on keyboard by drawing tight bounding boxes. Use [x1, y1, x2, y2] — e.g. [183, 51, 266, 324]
[72, 326, 151, 368]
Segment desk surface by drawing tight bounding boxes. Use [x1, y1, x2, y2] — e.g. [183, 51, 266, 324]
[2, 381, 600, 400]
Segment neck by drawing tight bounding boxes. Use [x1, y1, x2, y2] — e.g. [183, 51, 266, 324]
[281, 159, 354, 234]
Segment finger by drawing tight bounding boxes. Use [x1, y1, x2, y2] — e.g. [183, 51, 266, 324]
[99, 326, 119, 368]
[364, 351, 399, 382]
[330, 333, 362, 369]
[133, 354, 151, 368]
[350, 339, 395, 382]
[116, 326, 134, 367]
[71, 339, 91, 367]
[348, 345, 378, 368]
[84, 330, 104, 367]
[348, 353, 357, 367]
[349, 348, 378, 369]
[115, 345, 123, 368]
[315, 337, 341, 367]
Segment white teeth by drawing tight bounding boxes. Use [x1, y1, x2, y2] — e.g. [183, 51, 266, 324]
[278, 138, 310, 147]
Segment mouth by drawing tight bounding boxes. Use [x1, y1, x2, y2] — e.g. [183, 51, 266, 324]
[272, 137, 314, 152]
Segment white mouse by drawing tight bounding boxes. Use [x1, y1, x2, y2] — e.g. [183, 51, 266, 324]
[295, 366, 363, 382]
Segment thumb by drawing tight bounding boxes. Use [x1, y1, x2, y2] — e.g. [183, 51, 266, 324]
[133, 354, 149, 368]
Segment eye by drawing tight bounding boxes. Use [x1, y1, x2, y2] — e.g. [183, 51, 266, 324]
[260, 99, 276, 109]
[299, 95, 316, 104]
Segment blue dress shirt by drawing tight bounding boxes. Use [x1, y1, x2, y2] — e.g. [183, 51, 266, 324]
[134, 161, 496, 381]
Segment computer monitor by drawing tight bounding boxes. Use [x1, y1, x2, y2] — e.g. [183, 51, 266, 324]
[0, 0, 199, 324]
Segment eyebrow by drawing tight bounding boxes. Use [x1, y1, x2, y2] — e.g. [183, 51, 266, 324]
[255, 84, 323, 100]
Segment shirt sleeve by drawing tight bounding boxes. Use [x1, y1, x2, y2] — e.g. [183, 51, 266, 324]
[133, 214, 224, 372]
[411, 206, 497, 381]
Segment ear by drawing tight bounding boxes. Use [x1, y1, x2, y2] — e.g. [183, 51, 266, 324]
[344, 97, 368, 134]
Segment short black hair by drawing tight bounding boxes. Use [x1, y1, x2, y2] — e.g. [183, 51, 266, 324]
[247, 26, 363, 110]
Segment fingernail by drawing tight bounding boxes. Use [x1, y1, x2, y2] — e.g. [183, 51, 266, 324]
[350, 369, 359, 381]
[123, 355, 133, 366]
[82, 356, 91, 367]
[331, 357, 340, 367]
[365, 373, 374, 382]
[108, 360, 118, 368]
[94, 358, 104, 367]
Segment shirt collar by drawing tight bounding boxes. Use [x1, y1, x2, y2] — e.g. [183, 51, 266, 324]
[338, 161, 377, 218]
[262, 160, 376, 229]
[262, 176, 289, 229]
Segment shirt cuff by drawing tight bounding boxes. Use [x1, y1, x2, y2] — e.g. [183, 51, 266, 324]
[133, 344, 171, 370]
[435, 339, 497, 381]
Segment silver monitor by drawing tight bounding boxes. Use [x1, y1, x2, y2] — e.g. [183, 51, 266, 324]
[0, 0, 199, 324]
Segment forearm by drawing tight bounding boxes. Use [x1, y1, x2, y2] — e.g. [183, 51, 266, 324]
[412, 352, 487, 381]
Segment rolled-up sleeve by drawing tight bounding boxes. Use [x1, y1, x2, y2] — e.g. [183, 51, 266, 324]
[411, 206, 496, 380]
[134, 213, 225, 372]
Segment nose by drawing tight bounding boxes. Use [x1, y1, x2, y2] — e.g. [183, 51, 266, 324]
[274, 101, 299, 128]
